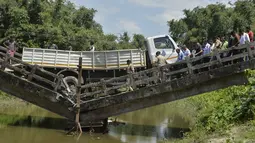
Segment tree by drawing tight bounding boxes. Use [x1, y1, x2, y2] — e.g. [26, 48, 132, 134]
[167, 0, 255, 45]
[0, 0, 146, 51]
[132, 34, 145, 49]
[28, 0, 42, 24]
[119, 32, 130, 43]
[52, 0, 64, 22]
[168, 19, 188, 44]
[73, 6, 97, 29]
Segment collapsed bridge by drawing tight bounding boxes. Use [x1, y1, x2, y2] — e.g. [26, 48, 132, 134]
[0, 43, 254, 123]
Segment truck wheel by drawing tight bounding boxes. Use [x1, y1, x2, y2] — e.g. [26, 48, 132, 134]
[63, 76, 78, 98]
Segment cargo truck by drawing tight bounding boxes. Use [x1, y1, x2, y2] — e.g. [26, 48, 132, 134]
[21, 34, 179, 96]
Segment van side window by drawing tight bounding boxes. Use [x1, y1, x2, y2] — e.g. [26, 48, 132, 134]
[153, 37, 175, 49]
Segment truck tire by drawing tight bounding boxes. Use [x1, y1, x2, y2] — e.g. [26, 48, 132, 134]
[63, 76, 78, 99]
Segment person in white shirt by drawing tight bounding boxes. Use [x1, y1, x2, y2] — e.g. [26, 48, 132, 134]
[89, 41, 95, 51]
[210, 41, 215, 52]
[181, 45, 191, 58]
[203, 41, 211, 55]
[239, 29, 250, 45]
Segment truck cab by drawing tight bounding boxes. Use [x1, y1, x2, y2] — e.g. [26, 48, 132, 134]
[145, 35, 178, 67]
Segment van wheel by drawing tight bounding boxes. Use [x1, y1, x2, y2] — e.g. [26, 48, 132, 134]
[63, 76, 78, 99]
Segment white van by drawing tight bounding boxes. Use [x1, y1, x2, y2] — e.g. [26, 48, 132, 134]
[145, 35, 178, 66]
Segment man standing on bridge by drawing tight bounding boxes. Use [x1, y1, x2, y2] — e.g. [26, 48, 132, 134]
[126, 60, 134, 74]
[246, 27, 254, 42]
[126, 60, 134, 91]
[182, 45, 191, 58]
[176, 48, 185, 62]
[4, 37, 18, 64]
[155, 51, 167, 67]
[4, 37, 17, 58]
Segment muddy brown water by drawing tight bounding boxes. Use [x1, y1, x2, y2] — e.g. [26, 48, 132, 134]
[0, 101, 193, 143]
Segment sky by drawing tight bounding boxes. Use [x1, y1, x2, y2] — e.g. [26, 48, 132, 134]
[71, 0, 236, 37]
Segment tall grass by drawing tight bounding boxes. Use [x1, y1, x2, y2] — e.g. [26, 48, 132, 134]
[0, 91, 62, 127]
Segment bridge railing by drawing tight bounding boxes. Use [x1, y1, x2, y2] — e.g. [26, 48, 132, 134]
[0, 49, 65, 95]
[80, 42, 255, 101]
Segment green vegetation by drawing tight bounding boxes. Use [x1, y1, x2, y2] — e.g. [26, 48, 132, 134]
[1, 0, 255, 142]
[158, 70, 255, 142]
[168, 0, 255, 44]
[0, 0, 146, 51]
[0, 91, 62, 128]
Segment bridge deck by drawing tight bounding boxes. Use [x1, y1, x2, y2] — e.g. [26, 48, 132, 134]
[0, 70, 74, 119]
[0, 43, 254, 123]
[78, 42, 255, 122]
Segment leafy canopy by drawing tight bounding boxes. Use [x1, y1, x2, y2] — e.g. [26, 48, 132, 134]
[168, 0, 255, 45]
[0, 0, 146, 51]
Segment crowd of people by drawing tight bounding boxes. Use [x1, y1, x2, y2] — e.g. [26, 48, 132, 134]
[176, 27, 254, 62]
[153, 26, 254, 68]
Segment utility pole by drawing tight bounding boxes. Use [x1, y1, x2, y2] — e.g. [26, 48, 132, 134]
[66, 57, 83, 136]
[75, 57, 83, 134]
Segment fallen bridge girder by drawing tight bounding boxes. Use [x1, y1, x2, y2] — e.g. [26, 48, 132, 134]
[79, 60, 254, 122]
[0, 70, 75, 120]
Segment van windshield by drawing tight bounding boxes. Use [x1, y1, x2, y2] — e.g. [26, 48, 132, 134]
[153, 36, 175, 49]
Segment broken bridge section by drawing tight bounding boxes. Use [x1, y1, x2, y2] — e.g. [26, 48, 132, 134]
[0, 43, 255, 124]
[0, 47, 76, 120]
[79, 42, 255, 123]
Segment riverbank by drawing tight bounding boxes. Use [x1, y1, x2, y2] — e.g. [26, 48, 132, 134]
[170, 122, 255, 143]
[1, 70, 255, 142]
[0, 92, 62, 128]
[158, 70, 255, 142]
[163, 85, 255, 142]
[0, 90, 194, 143]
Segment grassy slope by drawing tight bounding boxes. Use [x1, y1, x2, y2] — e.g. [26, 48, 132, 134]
[161, 84, 255, 142]
[0, 91, 62, 127]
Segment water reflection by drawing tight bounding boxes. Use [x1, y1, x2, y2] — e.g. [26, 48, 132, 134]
[109, 117, 189, 143]
[0, 113, 68, 130]
[0, 126, 122, 143]
[116, 102, 194, 128]
[0, 100, 195, 143]
[109, 124, 188, 143]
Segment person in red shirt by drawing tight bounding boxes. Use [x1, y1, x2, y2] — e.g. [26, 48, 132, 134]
[246, 27, 254, 42]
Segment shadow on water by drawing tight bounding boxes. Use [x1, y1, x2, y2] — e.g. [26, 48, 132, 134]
[0, 113, 105, 132]
[0, 113, 68, 130]
[0, 97, 194, 142]
[0, 113, 189, 139]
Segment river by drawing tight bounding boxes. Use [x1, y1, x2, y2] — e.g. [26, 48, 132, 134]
[0, 99, 195, 143]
